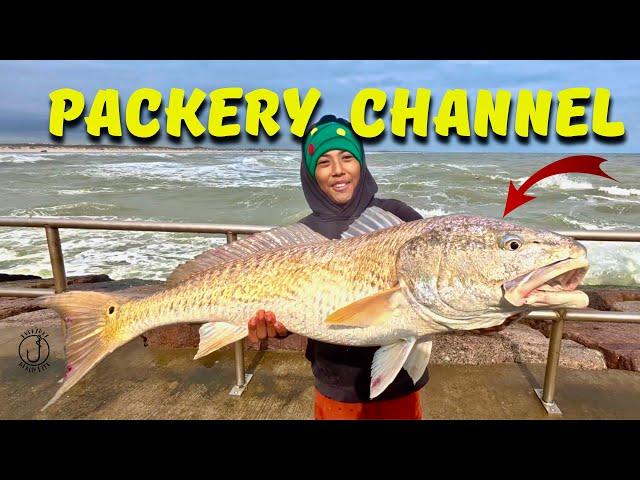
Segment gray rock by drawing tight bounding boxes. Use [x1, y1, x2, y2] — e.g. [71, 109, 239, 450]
[431, 324, 606, 370]
[612, 301, 640, 313]
[523, 318, 640, 372]
[0, 274, 42, 282]
[0, 308, 61, 328]
[581, 285, 640, 311]
[68, 279, 164, 295]
[500, 323, 606, 370]
[0, 274, 112, 290]
[0, 297, 42, 320]
[1, 278, 164, 328]
[431, 330, 513, 365]
[141, 323, 201, 348]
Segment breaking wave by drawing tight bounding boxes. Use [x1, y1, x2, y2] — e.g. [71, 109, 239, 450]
[1, 151, 638, 286]
[599, 186, 640, 197]
[416, 207, 451, 218]
[520, 174, 594, 191]
[0, 154, 53, 164]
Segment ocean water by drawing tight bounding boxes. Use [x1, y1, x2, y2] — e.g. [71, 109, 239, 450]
[0, 151, 638, 285]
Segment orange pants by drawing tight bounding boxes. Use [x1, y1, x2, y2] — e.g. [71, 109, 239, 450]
[314, 388, 423, 420]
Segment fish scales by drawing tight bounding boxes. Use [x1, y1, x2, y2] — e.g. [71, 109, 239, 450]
[114, 220, 431, 345]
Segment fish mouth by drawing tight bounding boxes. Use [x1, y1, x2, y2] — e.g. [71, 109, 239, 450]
[503, 257, 589, 309]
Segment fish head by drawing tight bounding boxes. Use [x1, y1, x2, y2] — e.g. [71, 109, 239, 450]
[396, 215, 589, 330]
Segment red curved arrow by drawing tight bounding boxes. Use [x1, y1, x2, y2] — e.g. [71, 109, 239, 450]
[503, 155, 617, 217]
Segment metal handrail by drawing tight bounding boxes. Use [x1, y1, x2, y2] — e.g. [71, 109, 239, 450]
[527, 310, 640, 323]
[0, 216, 639, 413]
[0, 216, 273, 234]
[0, 217, 269, 396]
[2, 216, 640, 241]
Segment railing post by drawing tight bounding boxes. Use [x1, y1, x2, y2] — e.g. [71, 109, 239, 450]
[45, 226, 67, 294]
[535, 309, 565, 415]
[226, 231, 253, 396]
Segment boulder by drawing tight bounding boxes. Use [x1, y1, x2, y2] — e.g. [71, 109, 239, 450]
[524, 285, 640, 372]
[581, 285, 640, 311]
[137, 319, 606, 370]
[141, 326, 308, 351]
[141, 323, 201, 348]
[0, 297, 42, 320]
[0, 274, 112, 290]
[499, 323, 606, 369]
[0, 308, 61, 328]
[68, 279, 163, 295]
[1, 278, 164, 329]
[0, 274, 42, 282]
[431, 323, 606, 370]
[525, 318, 640, 372]
[0, 274, 117, 321]
[612, 301, 640, 313]
[431, 330, 513, 365]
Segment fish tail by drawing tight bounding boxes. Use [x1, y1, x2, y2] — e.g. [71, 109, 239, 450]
[38, 291, 126, 411]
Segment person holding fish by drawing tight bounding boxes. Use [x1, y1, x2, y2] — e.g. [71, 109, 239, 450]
[247, 115, 428, 420]
[39, 116, 592, 414]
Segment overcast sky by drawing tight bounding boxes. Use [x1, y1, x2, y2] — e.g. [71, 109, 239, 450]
[0, 60, 637, 152]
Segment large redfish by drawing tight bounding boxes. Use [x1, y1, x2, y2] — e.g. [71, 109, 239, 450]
[40, 207, 589, 409]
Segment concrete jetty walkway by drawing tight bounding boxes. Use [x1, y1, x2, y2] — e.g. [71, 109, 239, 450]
[2, 323, 640, 420]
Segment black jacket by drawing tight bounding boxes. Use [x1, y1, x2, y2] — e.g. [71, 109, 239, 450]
[298, 115, 430, 402]
[300, 197, 429, 402]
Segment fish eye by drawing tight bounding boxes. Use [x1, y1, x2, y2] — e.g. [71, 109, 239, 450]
[500, 234, 523, 251]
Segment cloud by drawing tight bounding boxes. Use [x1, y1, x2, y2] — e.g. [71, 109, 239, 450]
[0, 60, 637, 151]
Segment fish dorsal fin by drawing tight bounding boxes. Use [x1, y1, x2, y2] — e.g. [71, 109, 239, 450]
[325, 286, 404, 327]
[403, 338, 433, 384]
[167, 223, 326, 287]
[341, 206, 405, 239]
[194, 322, 247, 360]
[370, 337, 417, 399]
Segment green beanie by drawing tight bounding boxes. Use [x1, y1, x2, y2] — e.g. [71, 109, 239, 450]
[303, 121, 364, 177]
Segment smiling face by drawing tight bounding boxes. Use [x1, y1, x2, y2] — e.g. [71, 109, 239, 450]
[314, 149, 361, 205]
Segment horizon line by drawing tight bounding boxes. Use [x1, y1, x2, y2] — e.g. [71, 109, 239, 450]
[0, 143, 637, 156]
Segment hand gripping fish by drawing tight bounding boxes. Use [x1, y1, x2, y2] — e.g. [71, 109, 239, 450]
[40, 208, 589, 409]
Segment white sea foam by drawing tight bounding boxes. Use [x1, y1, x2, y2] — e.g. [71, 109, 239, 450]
[598, 186, 640, 197]
[585, 195, 640, 205]
[10, 203, 120, 216]
[416, 207, 451, 217]
[485, 174, 510, 181]
[582, 242, 640, 285]
[58, 188, 118, 196]
[0, 154, 52, 164]
[549, 213, 626, 231]
[519, 174, 594, 191]
[0, 247, 18, 261]
[0, 222, 227, 281]
[442, 164, 471, 172]
[75, 158, 300, 188]
[1, 151, 639, 286]
[138, 152, 174, 158]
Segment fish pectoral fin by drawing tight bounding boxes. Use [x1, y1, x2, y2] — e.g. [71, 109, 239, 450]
[325, 286, 404, 327]
[403, 338, 433, 384]
[370, 337, 417, 399]
[194, 322, 247, 360]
